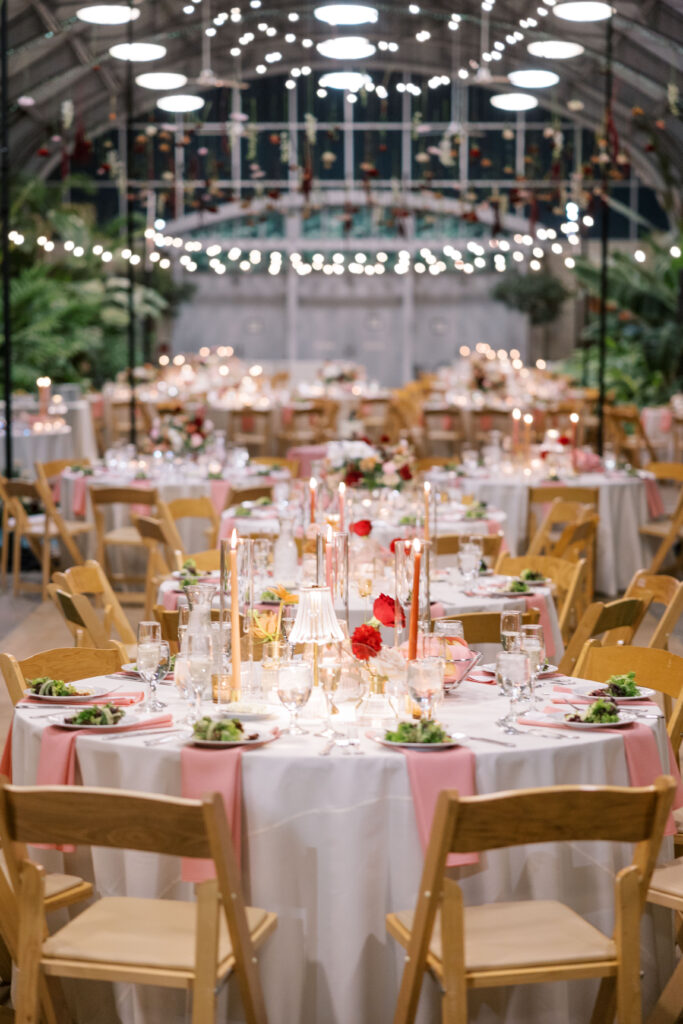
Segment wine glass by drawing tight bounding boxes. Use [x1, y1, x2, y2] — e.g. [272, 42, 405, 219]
[495, 651, 531, 730]
[318, 641, 342, 737]
[407, 658, 445, 720]
[146, 640, 170, 712]
[458, 547, 479, 587]
[433, 618, 464, 640]
[500, 611, 522, 657]
[186, 632, 213, 722]
[520, 624, 546, 707]
[137, 621, 161, 713]
[277, 662, 312, 735]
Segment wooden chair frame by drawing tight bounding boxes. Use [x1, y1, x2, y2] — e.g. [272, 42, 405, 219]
[228, 485, 274, 507]
[526, 498, 594, 558]
[526, 487, 598, 551]
[646, 857, 683, 1024]
[89, 486, 158, 603]
[621, 571, 683, 652]
[183, 549, 221, 573]
[494, 554, 586, 644]
[50, 589, 128, 656]
[134, 515, 181, 618]
[158, 497, 220, 554]
[386, 780, 675, 1024]
[0, 646, 124, 707]
[52, 560, 136, 648]
[434, 534, 503, 564]
[558, 598, 649, 677]
[429, 609, 540, 645]
[250, 456, 299, 478]
[0, 784, 277, 1024]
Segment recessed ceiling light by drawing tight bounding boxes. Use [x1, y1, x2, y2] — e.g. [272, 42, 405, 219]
[77, 4, 140, 24]
[109, 42, 167, 61]
[508, 69, 559, 88]
[157, 94, 205, 112]
[319, 70, 372, 91]
[314, 4, 378, 26]
[316, 36, 376, 59]
[136, 72, 189, 90]
[490, 92, 539, 111]
[553, 1, 613, 20]
[527, 39, 585, 58]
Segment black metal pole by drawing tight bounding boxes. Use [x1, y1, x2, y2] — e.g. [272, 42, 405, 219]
[597, 15, 613, 457]
[1, 0, 13, 477]
[126, 0, 136, 447]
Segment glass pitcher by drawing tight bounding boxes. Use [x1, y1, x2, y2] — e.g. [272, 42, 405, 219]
[184, 582, 217, 634]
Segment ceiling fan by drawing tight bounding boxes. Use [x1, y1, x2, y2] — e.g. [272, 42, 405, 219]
[185, 0, 248, 90]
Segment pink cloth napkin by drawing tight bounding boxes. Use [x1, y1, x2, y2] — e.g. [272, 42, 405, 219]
[19, 691, 143, 708]
[209, 479, 232, 513]
[180, 746, 242, 881]
[524, 592, 556, 661]
[286, 444, 326, 478]
[402, 746, 478, 867]
[72, 476, 87, 516]
[572, 449, 603, 473]
[644, 477, 665, 519]
[162, 588, 180, 611]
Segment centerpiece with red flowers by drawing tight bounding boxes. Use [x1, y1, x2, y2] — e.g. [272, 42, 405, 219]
[351, 595, 408, 723]
[324, 439, 415, 491]
[146, 409, 215, 458]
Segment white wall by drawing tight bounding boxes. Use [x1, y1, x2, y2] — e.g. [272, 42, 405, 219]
[170, 270, 529, 383]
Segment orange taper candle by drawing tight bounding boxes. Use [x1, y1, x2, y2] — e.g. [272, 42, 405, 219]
[408, 538, 421, 660]
[230, 529, 241, 697]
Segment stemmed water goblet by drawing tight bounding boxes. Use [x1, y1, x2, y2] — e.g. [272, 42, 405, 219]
[407, 658, 445, 720]
[186, 632, 213, 722]
[317, 641, 343, 737]
[137, 621, 161, 713]
[276, 662, 312, 735]
[495, 651, 531, 730]
[520, 624, 546, 708]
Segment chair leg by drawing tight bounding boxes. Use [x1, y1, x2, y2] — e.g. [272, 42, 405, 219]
[646, 959, 683, 1024]
[15, 862, 44, 1024]
[192, 880, 219, 1024]
[40, 537, 51, 603]
[12, 525, 22, 598]
[590, 978, 617, 1023]
[615, 867, 642, 1024]
[440, 880, 467, 1024]
[0, 509, 8, 590]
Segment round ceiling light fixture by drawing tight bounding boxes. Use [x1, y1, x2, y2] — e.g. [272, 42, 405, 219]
[507, 69, 560, 89]
[490, 92, 539, 111]
[77, 4, 140, 24]
[527, 39, 585, 59]
[136, 71, 189, 90]
[316, 36, 376, 60]
[314, 4, 378, 25]
[109, 42, 167, 61]
[319, 70, 372, 91]
[553, 1, 613, 20]
[157, 94, 205, 113]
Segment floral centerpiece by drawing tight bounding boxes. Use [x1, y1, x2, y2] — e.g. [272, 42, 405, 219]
[146, 410, 214, 457]
[325, 439, 415, 491]
[319, 360, 361, 386]
[351, 595, 407, 695]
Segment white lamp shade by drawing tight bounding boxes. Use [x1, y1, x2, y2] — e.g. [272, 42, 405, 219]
[288, 586, 345, 644]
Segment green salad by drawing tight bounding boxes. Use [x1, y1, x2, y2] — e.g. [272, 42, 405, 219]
[589, 672, 640, 699]
[520, 568, 545, 582]
[464, 501, 487, 520]
[399, 515, 417, 526]
[384, 720, 450, 744]
[234, 505, 252, 517]
[508, 579, 529, 593]
[27, 677, 86, 697]
[65, 704, 125, 726]
[192, 716, 258, 742]
[565, 698, 619, 724]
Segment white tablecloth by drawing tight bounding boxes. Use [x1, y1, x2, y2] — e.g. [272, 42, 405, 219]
[11, 679, 675, 1024]
[0, 426, 73, 475]
[450, 472, 649, 595]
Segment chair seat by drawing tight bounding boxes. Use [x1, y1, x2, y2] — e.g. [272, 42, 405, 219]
[649, 858, 683, 903]
[103, 526, 145, 546]
[639, 520, 682, 538]
[62, 520, 93, 536]
[42, 897, 269, 973]
[674, 806, 683, 830]
[0, 851, 86, 903]
[392, 900, 615, 972]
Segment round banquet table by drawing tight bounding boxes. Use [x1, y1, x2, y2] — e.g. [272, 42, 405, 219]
[0, 425, 73, 475]
[445, 472, 651, 595]
[10, 679, 675, 1024]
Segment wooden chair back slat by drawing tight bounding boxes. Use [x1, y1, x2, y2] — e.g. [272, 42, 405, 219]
[430, 609, 539, 644]
[57, 560, 136, 646]
[88, 486, 158, 507]
[526, 498, 594, 557]
[494, 554, 586, 643]
[434, 533, 503, 561]
[558, 597, 648, 676]
[0, 647, 124, 706]
[228, 486, 273, 507]
[185, 549, 221, 573]
[573, 642, 683, 702]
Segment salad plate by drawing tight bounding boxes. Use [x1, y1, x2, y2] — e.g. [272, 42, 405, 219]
[122, 663, 174, 681]
[219, 703, 277, 722]
[366, 728, 467, 752]
[571, 681, 655, 702]
[520, 710, 636, 731]
[48, 709, 142, 730]
[23, 683, 115, 703]
[187, 715, 279, 747]
[189, 733, 279, 748]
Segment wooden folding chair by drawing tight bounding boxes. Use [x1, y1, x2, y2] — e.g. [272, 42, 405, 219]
[231, 409, 272, 455]
[48, 589, 128, 657]
[430, 609, 540, 645]
[553, 515, 599, 612]
[153, 604, 180, 645]
[228, 485, 274, 507]
[52, 560, 137, 651]
[90, 485, 158, 603]
[434, 534, 504, 566]
[0, 646, 124, 708]
[386, 778, 675, 1024]
[621, 570, 683, 651]
[605, 405, 656, 467]
[250, 456, 299, 478]
[526, 498, 595, 557]
[0, 783, 277, 1024]
[422, 407, 464, 456]
[646, 852, 683, 1023]
[558, 597, 649, 676]
[183, 549, 221, 574]
[134, 516, 181, 618]
[34, 458, 91, 489]
[639, 467, 683, 574]
[158, 496, 220, 555]
[494, 554, 586, 644]
[526, 487, 598, 552]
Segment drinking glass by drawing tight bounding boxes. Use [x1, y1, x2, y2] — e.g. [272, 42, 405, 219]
[146, 640, 170, 712]
[408, 658, 445, 720]
[173, 653, 195, 723]
[458, 548, 479, 587]
[186, 632, 213, 721]
[277, 662, 312, 735]
[433, 618, 465, 640]
[500, 611, 522, 657]
[495, 651, 531, 727]
[461, 449, 478, 474]
[280, 603, 299, 641]
[318, 641, 343, 735]
[137, 621, 161, 713]
[252, 538, 272, 585]
[261, 640, 291, 700]
[520, 624, 546, 707]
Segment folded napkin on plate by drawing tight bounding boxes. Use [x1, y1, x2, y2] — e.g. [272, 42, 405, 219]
[181, 746, 242, 881]
[403, 746, 478, 867]
[519, 712, 683, 835]
[19, 691, 144, 708]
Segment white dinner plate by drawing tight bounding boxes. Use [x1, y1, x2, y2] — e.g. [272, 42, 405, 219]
[171, 570, 220, 581]
[122, 664, 174, 681]
[188, 730, 279, 748]
[520, 710, 636, 731]
[514, 577, 550, 588]
[367, 729, 467, 751]
[481, 663, 558, 678]
[48, 710, 142, 730]
[23, 683, 115, 703]
[571, 682, 655, 702]
[218, 703, 277, 722]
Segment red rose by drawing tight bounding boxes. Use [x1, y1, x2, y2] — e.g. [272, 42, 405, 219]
[389, 537, 411, 555]
[350, 519, 372, 537]
[345, 469, 362, 487]
[351, 623, 382, 660]
[373, 593, 405, 629]
[398, 464, 412, 481]
[539, 450, 548, 460]
[558, 435, 571, 446]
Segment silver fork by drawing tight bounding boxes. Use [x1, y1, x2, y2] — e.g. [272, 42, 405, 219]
[499, 721, 575, 741]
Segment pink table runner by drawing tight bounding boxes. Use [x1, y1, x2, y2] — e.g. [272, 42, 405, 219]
[403, 746, 478, 867]
[644, 477, 665, 519]
[524, 592, 557, 661]
[286, 445, 326, 478]
[181, 746, 242, 881]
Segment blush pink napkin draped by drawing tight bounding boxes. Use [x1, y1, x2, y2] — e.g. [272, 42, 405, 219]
[524, 592, 557, 660]
[286, 444, 326, 478]
[209, 479, 232, 513]
[402, 746, 478, 867]
[644, 477, 665, 519]
[180, 746, 242, 881]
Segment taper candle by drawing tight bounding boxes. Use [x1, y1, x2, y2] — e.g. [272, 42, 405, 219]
[512, 407, 521, 454]
[423, 481, 431, 542]
[309, 477, 317, 523]
[408, 538, 421, 660]
[338, 480, 346, 532]
[230, 529, 241, 697]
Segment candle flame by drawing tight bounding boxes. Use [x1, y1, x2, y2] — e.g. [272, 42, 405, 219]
[326, 524, 333, 542]
[424, 481, 431, 495]
[570, 412, 580, 423]
[413, 538, 421, 554]
[338, 481, 345, 495]
[523, 413, 534, 425]
[309, 477, 317, 491]
[36, 376, 51, 387]
[230, 528, 238, 549]
[512, 407, 522, 421]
